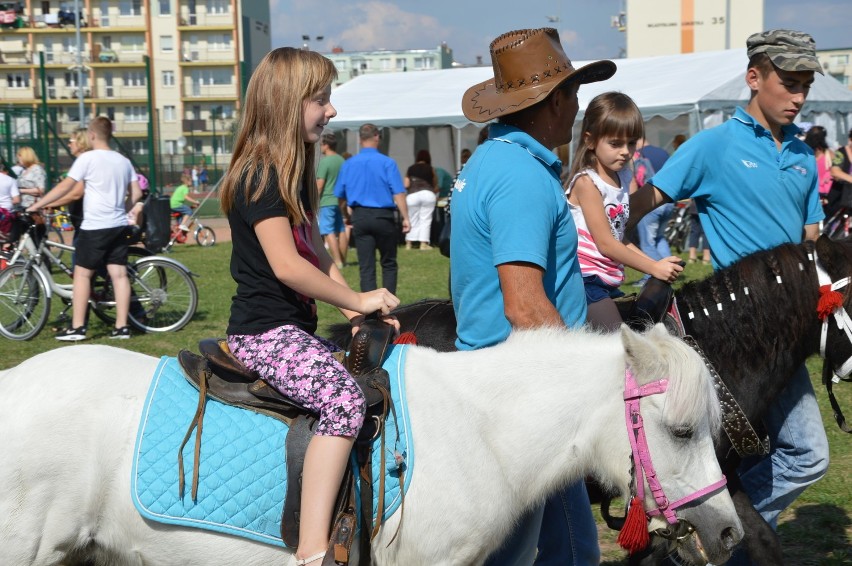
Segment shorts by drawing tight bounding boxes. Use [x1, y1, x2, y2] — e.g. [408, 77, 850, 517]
[172, 205, 193, 216]
[583, 275, 625, 304]
[74, 226, 130, 270]
[318, 205, 344, 236]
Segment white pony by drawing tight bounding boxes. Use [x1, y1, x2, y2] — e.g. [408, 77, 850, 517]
[0, 324, 742, 566]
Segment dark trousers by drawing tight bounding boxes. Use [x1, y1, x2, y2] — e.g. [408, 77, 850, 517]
[351, 207, 398, 294]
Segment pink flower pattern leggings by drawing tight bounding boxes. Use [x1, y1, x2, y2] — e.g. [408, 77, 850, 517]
[228, 325, 365, 437]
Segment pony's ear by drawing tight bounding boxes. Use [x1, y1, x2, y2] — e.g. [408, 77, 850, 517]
[621, 324, 654, 376]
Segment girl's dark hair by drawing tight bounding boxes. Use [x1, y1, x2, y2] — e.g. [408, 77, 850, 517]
[569, 92, 644, 178]
[804, 126, 828, 152]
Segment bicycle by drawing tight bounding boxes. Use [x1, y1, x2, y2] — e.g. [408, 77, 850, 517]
[0, 213, 199, 340]
[166, 206, 216, 250]
[663, 200, 691, 253]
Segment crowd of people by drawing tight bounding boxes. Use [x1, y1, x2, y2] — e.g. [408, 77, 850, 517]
[0, 23, 841, 565]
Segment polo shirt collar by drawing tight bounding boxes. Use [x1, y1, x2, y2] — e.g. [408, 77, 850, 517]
[731, 107, 801, 142]
[488, 123, 562, 173]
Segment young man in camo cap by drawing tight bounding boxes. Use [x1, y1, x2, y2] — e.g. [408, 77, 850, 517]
[629, 29, 826, 564]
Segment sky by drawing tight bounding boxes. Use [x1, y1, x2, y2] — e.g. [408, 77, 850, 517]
[268, 0, 851, 66]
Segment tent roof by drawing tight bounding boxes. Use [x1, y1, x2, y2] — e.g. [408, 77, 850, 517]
[329, 48, 852, 130]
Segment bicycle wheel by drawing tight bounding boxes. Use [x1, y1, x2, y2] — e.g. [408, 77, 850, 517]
[90, 247, 153, 327]
[0, 264, 50, 340]
[194, 226, 216, 247]
[46, 223, 71, 264]
[126, 258, 198, 332]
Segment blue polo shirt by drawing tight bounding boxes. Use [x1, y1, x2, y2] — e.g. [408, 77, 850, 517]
[650, 107, 823, 269]
[450, 123, 587, 350]
[334, 147, 404, 208]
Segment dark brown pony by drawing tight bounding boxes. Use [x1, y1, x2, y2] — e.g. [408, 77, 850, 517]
[326, 235, 852, 565]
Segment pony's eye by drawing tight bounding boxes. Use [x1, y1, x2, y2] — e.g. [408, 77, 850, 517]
[670, 425, 694, 439]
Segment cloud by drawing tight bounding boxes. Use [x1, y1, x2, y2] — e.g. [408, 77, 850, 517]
[271, 1, 448, 54]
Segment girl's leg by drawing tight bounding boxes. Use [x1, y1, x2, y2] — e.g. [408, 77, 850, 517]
[228, 327, 366, 563]
[586, 297, 622, 332]
[298, 435, 355, 562]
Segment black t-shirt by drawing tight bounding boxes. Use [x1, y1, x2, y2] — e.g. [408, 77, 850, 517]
[406, 162, 434, 186]
[226, 173, 318, 336]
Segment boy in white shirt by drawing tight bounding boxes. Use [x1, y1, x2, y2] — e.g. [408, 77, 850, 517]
[29, 116, 141, 340]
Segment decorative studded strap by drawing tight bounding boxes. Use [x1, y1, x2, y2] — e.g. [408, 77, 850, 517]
[682, 335, 769, 457]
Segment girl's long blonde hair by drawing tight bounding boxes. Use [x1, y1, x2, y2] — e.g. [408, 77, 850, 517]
[569, 92, 644, 179]
[220, 48, 337, 224]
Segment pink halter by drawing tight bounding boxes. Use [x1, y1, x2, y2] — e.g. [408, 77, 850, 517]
[624, 368, 728, 524]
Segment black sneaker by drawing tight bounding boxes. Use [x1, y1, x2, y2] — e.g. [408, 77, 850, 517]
[110, 326, 131, 339]
[56, 326, 87, 342]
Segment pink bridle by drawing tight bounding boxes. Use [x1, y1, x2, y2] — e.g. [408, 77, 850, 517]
[624, 368, 728, 525]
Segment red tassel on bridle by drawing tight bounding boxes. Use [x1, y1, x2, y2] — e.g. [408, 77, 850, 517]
[393, 331, 417, 345]
[817, 284, 844, 321]
[617, 495, 650, 554]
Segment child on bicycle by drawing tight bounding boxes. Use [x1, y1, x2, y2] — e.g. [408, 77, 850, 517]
[565, 92, 683, 331]
[218, 47, 400, 566]
[169, 173, 199, 233]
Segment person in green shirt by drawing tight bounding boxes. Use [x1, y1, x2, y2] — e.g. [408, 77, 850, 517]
[316, 132, 348, 268]
[170, 173, 200, 231]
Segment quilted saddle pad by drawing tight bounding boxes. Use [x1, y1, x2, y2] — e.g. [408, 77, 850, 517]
[130, 344, 413, 548]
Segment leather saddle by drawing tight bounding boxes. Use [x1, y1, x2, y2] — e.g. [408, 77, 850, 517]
[177, 320, 397, 566]
[616, 276, 676, 331]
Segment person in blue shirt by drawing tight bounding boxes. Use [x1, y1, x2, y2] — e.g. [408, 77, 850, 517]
[456, 27, 615, 565]
[629, 29, 828, 565]
[335, 123, 410, 294]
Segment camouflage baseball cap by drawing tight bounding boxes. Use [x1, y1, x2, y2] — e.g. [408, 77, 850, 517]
[746, 29, 823, 74]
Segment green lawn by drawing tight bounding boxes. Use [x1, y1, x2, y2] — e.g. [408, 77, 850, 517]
[1, 242, 850, 563]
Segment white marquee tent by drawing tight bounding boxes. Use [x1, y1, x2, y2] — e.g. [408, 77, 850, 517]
[328, 48, 852, 174]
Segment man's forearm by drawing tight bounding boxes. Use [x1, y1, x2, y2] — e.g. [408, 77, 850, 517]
[626, 183, 671, 231]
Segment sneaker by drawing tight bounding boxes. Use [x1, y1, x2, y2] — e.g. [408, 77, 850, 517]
[56, 326, 87, 341]
[110, 326, 131, 339]
[179, 225, 190, 232]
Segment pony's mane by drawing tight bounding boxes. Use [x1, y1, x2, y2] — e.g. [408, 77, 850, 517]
[501, 326, 721, 435]
[676, 241, 821, 374]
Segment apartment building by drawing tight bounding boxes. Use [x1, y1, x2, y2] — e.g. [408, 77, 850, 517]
[0, 0, 270, 171]
[324, 43, 455, 86]
[818, 48, 852, 89]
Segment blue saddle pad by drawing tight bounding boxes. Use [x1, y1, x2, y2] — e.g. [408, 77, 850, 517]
[130, 344, 413, 548]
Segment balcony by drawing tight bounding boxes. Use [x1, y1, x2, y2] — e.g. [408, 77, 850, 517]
[182, 84, 236, 100]
[0, 87, 36, 101]
[179, 49, 236, 64]
[181, 117, 234, 133]
[0, 49, 32, 64]
[177, 12, 233, 29]
[112, 120, 149, 134]
[92, 84, 148, 101]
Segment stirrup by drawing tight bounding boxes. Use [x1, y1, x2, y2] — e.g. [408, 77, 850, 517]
[295, 551, 326, 565]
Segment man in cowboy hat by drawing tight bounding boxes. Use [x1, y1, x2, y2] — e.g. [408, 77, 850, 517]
[629, 29, 828, 564]
[451, 28, 615, 565]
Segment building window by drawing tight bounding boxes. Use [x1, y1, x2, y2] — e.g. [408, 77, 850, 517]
[380, 58, 391, 70]
[334, 60, 347, 70]
[163, 105, 176, 121]
[124, 106, 149, 122]
[121, 36, 145, 52]
[395, 58, 405, 70]
[6, 74, 30, 88]
[192, 68, 232, 86]
[413, 57, 435, 70]
[161, 35, 174, 52]
[162, 70, 175, 86]
[209, 34, 231, 51]
[128, 140, 149, 155]
[206, 0, 228, 14]
[830, 54, 849, 66]
[165, 139, 177, 154]
[119, 0, 142, 16]
[158, 0, 171, 15]
[123, 71, 146, 87]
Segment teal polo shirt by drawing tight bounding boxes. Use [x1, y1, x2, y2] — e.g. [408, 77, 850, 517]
[450, 123, 587, 350]
[650, 107, 823, 269]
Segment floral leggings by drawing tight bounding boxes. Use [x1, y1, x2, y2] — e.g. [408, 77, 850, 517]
[228, 325, 365, 437]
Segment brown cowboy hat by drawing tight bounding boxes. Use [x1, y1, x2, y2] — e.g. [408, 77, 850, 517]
[462, 28, 616, 123]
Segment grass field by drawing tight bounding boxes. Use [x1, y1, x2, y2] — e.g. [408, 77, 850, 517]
[1, 241, 850, 564]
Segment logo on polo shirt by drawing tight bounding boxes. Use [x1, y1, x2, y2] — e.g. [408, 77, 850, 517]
[741, 160, 758, 169]
[791, 165, 808, 176]
[454, 178, 467, 192]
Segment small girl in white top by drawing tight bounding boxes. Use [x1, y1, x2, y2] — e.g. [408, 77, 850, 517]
[566, 92, 683, 331]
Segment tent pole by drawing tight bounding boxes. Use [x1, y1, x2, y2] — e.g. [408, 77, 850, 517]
[455, 127, 461, 172]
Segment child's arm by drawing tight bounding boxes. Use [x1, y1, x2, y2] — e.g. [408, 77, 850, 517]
[573, 176, 683, 282]
[255, 216, 399, 317]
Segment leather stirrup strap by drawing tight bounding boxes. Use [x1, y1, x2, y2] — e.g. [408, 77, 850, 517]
[322, 466, 357, 566]
[281, 415, 315, 547]
[178, 357, 209, 501]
